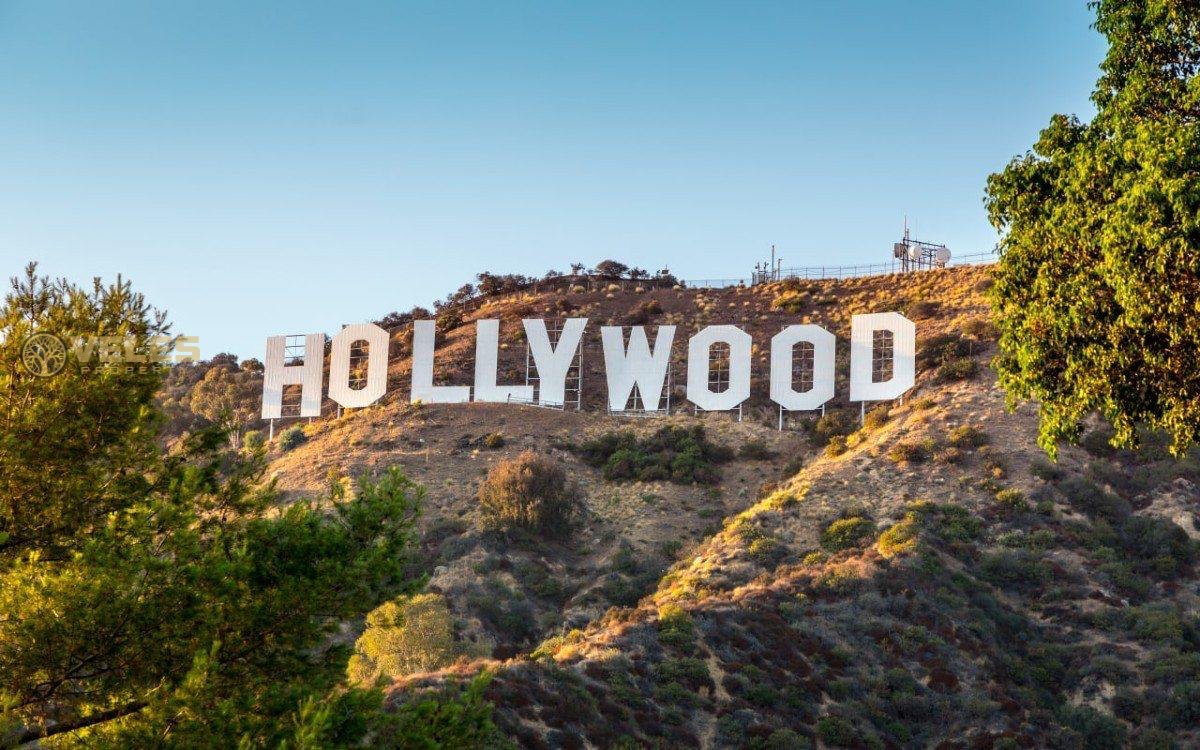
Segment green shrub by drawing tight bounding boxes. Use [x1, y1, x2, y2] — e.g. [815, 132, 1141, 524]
[347, 593, 461, 684]
[575, 426, 732, 484]
[947, 424, 988, 448]
[877, 516, 919, 558]
[913, 502, 982, 542]
[435, 307, 463, 334]
[994, 488, 1028, 514]
[808, 409, 857, 447]
[468, 578, 537, 643]
[979, 551, 1051, 589]
[1126, 604, 1186, 644]
[278, 425, 307, 451]
[243, 429, 264, 451]
[1058, 478, 1130, 523]
[863, 404, 890, 430]
[481, 432, 505, 449]
[1121, 515, 1193, 574]
[657, 604, 696, 651]
[815, 715, 859, 747]
[624, 298, 663, 325]
[772, 289, 811, 313]
[887, 439, 934, 464]
[739, 439, 776, 460]
[748, 536, 784, 566]
[1055, 704, 1127, 750]
[821, 516, 875, 552]
[1163, 681, 1200, 729]
[749, 728, 811, 750]
[938, 357, 978, 381]
[477, 451, 581, 537]
[824, 435, 848, 457]
[919, 333, 973, 368]
[1030, 458, 1064, 481]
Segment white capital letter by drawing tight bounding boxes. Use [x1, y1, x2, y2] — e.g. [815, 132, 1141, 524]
[261, 333, 325, 418]
[600, 326, 675, 411]
[411, 320, 471, 403]
[328, 323, 389, 408]
[686, 325, 752, 411]
[849, 312, 915, 402]
[473, 319, 534, 403]
[524, 318, 587, 406]
[770, 325, 835, 411]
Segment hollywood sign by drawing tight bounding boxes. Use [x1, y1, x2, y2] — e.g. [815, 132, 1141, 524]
[260, 313, 915, 419]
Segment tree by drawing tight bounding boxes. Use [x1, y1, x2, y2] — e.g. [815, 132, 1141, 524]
[985, 0, 1200, 458]
[0, 265, 501, 747]
[348, 593, 462, 685]
[593, 260, 629, 278]
[189, 363, 261, 446]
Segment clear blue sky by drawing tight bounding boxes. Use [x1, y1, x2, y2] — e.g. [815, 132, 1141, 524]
[1, 1, 1105, 358]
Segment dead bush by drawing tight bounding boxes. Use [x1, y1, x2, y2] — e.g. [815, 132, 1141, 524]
[477, 451, 581, 537]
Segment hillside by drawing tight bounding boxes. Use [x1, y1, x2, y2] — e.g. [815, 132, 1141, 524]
[263, 266, 1200, 749]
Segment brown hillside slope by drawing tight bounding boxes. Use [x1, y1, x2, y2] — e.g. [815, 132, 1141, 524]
[308, 267, 1200, 749]
[267, 267, 994, 660]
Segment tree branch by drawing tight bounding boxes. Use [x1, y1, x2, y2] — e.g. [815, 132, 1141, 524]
[7, 700, 147, 747]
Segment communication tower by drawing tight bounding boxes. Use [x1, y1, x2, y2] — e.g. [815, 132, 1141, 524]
[892, 221, 951, 272]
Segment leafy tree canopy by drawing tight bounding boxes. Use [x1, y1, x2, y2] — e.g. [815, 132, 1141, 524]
[985, 0, 1200, 458]
[0, 264, 503, 747]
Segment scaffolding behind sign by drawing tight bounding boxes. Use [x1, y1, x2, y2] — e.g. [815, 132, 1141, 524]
[523, 320, 584, 410]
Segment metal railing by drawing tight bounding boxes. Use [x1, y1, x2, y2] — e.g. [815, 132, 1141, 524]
[682, 250, 996, 288]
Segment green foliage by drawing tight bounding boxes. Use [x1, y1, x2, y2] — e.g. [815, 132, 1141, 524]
[947, 424, 988, 449]
[985, 0, 1200, 457]
[0, 266, 493, 747]
[243, 429, 265, 451]
[820, 516, 875, 552]
[435, 307, 462, 334]
[748, 536, 784, 566]
[657, 604, 696, 652]
[575, 426, 732, 484]
[863, 404, 890, 430]
[994, 488, 1029, 514]
[937, 357, 978, 382]
[189, 363, 261, 445]
[1, 264, 166, 560]
[738, 438, 776, 460]
[476, 451, 581, 537]
[772, 288, 811, 313]
[279, 424, 308, 451]
[808, 410, 857, 447]
[918, 332, 975, 369]
[348, 593, 461, 685]
[824, 435, 848, 457]
[376, 674, 512, 749]
[815, 715, 859, 747]
[887, 438, 934, 464]
[1055, 704, 1127, 750]
[877, 516, 919, 558]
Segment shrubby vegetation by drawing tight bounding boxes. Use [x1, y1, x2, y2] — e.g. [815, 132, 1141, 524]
[986, 0, 1200, 457]
[477, 451, 582, 537]
[0, 266, 501, 746]
[349, 593, 463, 684]
[573, 425, 733, 484]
